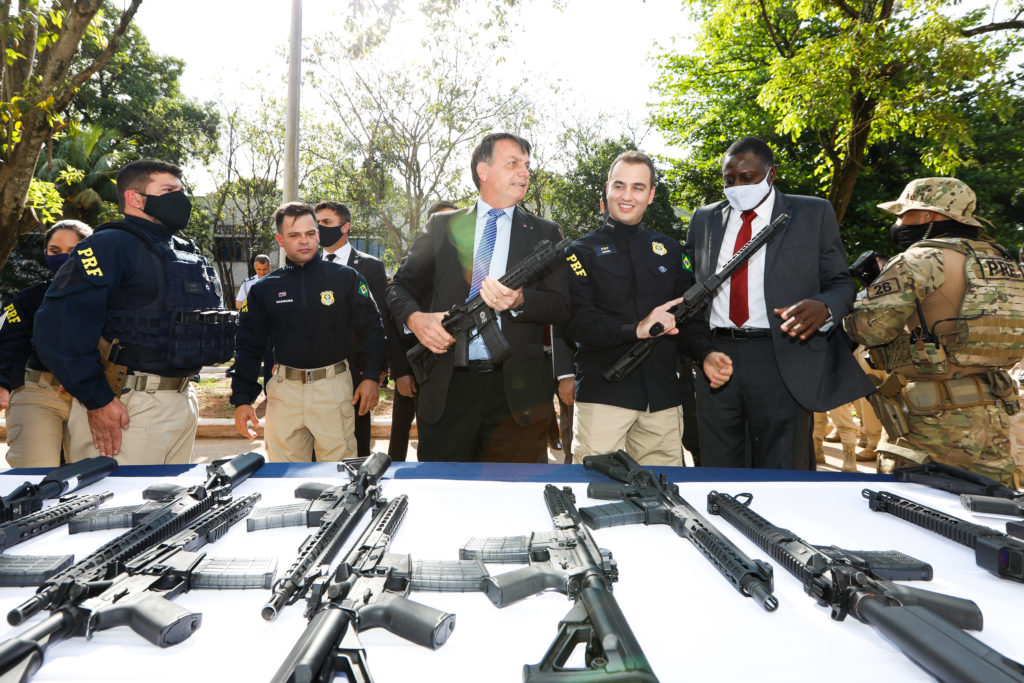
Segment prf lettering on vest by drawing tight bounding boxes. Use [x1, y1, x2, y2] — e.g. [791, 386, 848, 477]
[566, 253, 588, 278]
[979, 256, 1024, 280]
[77, 247, 103, 277]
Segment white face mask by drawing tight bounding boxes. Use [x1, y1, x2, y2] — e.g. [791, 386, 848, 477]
[723, 175, 772, 212]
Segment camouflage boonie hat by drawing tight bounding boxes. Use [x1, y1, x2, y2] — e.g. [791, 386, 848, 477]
[878, 177, 984, 227]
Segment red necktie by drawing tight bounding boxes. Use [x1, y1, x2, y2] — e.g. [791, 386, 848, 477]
[729, 210, 758, 328]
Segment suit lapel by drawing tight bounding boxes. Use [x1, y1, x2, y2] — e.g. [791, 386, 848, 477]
[708, 202, 730, 280]
[506, 206, 533, 271]
[764, 189, 793, 276]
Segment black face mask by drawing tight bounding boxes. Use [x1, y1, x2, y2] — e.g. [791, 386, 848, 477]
[318, 224, 343, 247]
[891, 219, 967, 252]
[141, 191, 192, 231]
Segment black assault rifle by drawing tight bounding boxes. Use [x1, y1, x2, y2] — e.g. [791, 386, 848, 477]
[605, 212, 790, 382]
[248, 452, 390, 620]
[461, 484, 658, 682]
[708, 490, 1024, 683]
[4, 451, 265, 630]
[0, 489, 274, 683]
[272, 493, 488, 683]
[406, 237, 571, 384]
[863, 489, 1024, 583]
[0, 457, 117, 585]
[894, 462, 1024, 524]
[579, 450, 778, 611]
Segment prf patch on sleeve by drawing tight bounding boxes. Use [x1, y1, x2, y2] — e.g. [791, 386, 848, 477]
[2, 302, 20, 324]
[566, 253, 587, 278]
[77, 246, 104, 278]
[868, 278, 902, 299]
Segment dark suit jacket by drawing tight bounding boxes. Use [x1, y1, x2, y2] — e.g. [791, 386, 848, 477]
[331, 247, 392, 381]
[684, 189, 873, 411]
[386, 204, 570, 426]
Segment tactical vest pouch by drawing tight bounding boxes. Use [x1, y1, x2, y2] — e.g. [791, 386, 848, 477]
[901, 375, 1000, 416]
[867, 373, 910, 439]
[911, 338, 948, 374]
[97, 337, 128, 397]
[168, 310, 238, 367]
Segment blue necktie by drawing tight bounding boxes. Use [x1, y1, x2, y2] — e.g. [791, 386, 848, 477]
[468, 208, 504, 300]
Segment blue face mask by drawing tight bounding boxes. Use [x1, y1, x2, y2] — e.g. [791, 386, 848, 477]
[45, 253, 71, 276]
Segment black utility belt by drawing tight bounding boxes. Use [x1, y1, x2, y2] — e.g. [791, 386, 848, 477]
[712, 327, 771, 339]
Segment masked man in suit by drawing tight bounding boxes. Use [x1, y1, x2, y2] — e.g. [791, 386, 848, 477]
[684, 136, 873, 469]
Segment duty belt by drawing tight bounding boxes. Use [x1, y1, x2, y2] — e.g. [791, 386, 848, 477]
[123, 373, 192, 393]
[901, 370, 1020, 416]
[280, 360, 348, 383]
[24, 369, 60, 387]
[712, 327, 771, 339]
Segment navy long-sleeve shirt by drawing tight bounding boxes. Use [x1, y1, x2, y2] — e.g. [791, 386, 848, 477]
[0, 281, 49, 390]
[230, 252, 386, 406]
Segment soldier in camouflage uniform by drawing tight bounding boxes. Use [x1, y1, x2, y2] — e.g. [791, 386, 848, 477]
[844, 178, 1024, 487]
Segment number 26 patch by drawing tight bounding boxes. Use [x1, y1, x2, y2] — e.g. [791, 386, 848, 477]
[868, 278, 901, 299]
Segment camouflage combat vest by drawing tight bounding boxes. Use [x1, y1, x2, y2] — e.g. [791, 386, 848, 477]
[920, 238, 1024, 368]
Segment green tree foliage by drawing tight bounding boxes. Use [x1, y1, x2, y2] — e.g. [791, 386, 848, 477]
[654, 0, 1024, 228]
[70, 12, 218, 167]
[0, 0, 143, 270]
[34, 122, 132, 224]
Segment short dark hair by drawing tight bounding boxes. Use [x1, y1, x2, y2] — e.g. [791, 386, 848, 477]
[252, 254, 271, 265]
[314, 201, 351, 224]
[608, 150, 657, 188]
[427, 200, 458, 217]
[45, 219, 93, 246]
[470, 133, 531, 189]
[273, 202, 316, 233]
[116, 160, 183, 212]
[723, 137, 775, 169]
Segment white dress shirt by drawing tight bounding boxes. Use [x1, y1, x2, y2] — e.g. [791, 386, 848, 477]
[324, 242, 353, 265]
[709, 190, 776, 330]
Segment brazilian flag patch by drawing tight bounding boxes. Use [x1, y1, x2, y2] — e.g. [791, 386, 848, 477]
[358, 283, 369, 297]
[681, 255, 693, 272]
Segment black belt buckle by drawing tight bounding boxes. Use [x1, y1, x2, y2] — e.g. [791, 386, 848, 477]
[713, 327, 770, 340]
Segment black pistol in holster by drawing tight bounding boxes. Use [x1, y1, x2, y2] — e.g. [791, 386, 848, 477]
[866, 372, 910, 439]
[97, 336, 128, 396]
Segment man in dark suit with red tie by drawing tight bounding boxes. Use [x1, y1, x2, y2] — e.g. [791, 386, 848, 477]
[315, 201, 391, 456]
[386, 132, 570, 463]
[684, 137, 873, 469]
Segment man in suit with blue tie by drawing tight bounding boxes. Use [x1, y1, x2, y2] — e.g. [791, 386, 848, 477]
[387, 133, 570, 463]
[684, 137, 873, 469]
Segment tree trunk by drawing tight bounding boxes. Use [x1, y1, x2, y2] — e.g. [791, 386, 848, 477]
[827, 92, 877, 227]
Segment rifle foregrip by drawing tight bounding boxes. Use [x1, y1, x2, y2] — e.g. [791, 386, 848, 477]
[961, 494, 1024, 517]
[579, 501, 645, 529]
[864, 489, 999, 550]
[359, 592, 455, 650]
[875, 580, 983, 631]
[246, 502, 310, 531]
[685, 518, 778, 612]
[855, 602, 1024, 683]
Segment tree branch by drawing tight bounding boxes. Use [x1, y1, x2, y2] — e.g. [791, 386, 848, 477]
[755, 0, 793, 57]
[961, 18, 1024, 37]
[828, 0, 860, 20]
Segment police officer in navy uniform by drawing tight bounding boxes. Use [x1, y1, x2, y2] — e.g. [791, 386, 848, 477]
[34, 160, 235, 464]
[232, 202, 386, 462]
[565, 151, 732, 466]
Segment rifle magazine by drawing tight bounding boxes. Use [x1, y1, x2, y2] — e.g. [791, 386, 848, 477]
[246, 502, 310, 531]
[67, 504, 141, 533]
[191, 557, 278, 589]
[411, 559, 488, 592]
[0, 554, 74, 587]
[460, 535, 530, 563]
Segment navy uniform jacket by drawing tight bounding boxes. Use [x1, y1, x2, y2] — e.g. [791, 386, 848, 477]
[34, 216, 209, 411]
[230, 252, 386, 406]
[0, 281, 49, 391]
[566, 219, 714, 412]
